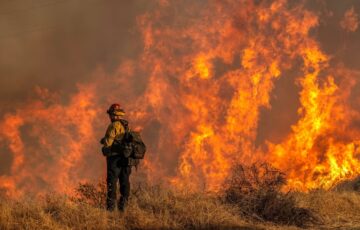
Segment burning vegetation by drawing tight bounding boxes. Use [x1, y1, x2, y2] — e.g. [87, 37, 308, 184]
[0, 0, 360, 212]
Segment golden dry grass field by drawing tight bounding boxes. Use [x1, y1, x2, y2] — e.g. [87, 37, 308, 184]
[1, 177, 360, 230]
[0, 190, 358, 230]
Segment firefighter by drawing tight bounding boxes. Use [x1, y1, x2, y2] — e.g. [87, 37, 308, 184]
[100, 103, 131, 212]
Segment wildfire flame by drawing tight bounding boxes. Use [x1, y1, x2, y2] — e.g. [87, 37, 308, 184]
[1, 0, 360, 196]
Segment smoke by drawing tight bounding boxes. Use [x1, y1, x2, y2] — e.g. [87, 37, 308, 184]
[340, 7, 359, 32]
[0, 0, 360, 196]
[0, 0, 153, 111]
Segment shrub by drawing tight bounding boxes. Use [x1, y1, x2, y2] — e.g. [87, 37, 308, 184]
[333, 176, 360, 192]
[224, 163, 321, 227]
[72, 181, 107, 209]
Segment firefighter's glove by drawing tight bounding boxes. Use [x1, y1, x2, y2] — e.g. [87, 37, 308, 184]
[100, 137, 106, 145]
[102, 146, 112, 157]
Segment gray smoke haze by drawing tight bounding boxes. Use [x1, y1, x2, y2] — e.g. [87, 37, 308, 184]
[0, 0, 153, 112]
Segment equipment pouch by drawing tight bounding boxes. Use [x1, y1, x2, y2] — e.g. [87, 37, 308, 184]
[122, 143, 133, 158]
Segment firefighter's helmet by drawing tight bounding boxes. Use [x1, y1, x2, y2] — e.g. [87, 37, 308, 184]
[107, 103, 125, 116]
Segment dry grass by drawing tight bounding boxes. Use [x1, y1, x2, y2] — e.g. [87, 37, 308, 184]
[0, 185, 254, 230]
[294, 190, 360, 229]
[1, 166, 360, 229]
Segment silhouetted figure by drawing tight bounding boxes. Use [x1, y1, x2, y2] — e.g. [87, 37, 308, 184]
[100, 103, 131, 212]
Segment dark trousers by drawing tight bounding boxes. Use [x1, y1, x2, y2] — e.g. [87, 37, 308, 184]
[106, 155, 131, 211]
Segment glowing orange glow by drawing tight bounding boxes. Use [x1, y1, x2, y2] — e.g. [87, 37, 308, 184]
[1, 0, 360, 196]
[194, 55, 211, 79]
[0, 84, 99, 197]
[139, 1, 360, 192]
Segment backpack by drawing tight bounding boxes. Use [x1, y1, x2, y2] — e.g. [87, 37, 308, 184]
[117, 119, 146, 165]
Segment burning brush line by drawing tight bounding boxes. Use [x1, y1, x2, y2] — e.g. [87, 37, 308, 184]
[0, 0, 360, 196]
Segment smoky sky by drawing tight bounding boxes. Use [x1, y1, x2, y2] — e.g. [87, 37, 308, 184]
[0, 0, 154, 113]
[0, 0, 359, 172]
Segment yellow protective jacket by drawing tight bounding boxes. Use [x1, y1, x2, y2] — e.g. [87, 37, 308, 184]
[101, 121, 125, 155]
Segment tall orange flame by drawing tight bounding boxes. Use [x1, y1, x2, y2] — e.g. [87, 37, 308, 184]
[0, 0, 359, 196]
